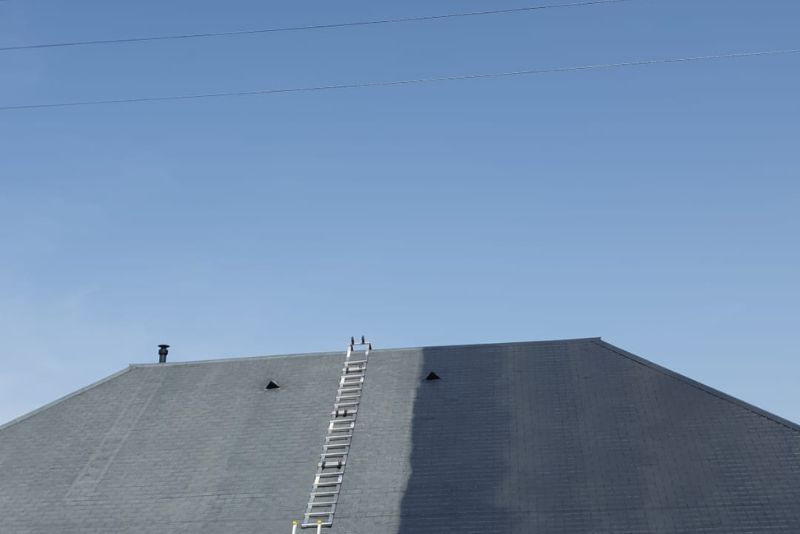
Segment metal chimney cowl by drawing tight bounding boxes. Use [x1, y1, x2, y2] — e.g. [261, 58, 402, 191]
[158, 344, 169, 363]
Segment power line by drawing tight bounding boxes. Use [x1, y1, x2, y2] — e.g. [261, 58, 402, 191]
[1, 48, 797, 112]
[0, 0, 638, 53]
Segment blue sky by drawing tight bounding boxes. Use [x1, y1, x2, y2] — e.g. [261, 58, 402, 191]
[0, 0, 798, 425]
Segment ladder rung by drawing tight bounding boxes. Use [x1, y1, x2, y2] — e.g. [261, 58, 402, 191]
[308, 495, 337, 508]
[330, 416, 356, 424]
[317, 473, 341, 480]
[341, 376, 364, 382]
[320, 456, 347, 464]
[306, 507, 335, 516]
[320, 452, 348, 460]
[314, 476, 342, 486]
[317, 458, 348, 468]
[341, 374, 365, 381]
[318, 467, 344, 475]
[306, 510, 335, 517]
[319, 459, 346, 468]
[324, 435, 351, 442]
[311, 490, 339, 498]
[314, 476, 342, 488]
[317, 458, 348, 467]
[330, 415, 356, 428]
[308, 500, 337, 507]
[323, 446, 350, 453]
[329, 420, 355, 428]
[309, 493, 338, 503]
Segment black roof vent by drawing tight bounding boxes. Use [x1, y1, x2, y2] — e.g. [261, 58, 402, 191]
[425, 372, 440, 381]
[158, 344, 169, 364]
[265, 381, 280, 390]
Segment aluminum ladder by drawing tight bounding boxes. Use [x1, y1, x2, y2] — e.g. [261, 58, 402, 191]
[298, 336, 372, 530]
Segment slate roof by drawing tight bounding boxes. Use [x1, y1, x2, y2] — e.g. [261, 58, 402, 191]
[1, 338, 799, 533]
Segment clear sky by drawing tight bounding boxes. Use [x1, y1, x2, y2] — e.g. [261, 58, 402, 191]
[1, 0, 798, 426]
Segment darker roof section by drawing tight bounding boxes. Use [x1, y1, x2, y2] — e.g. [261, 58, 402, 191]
[595, 339, 800, 433]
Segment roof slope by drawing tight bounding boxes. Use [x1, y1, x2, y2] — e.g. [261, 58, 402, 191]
[1, 338, 799, 533]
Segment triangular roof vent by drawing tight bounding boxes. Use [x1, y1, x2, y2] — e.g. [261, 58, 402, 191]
[265, 381, 280, 390]
[425, 372, 440, 381]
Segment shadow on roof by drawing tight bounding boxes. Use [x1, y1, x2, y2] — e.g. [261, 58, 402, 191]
[397, 344, 514, 533]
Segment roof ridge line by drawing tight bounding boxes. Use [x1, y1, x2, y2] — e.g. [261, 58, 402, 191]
[592, 339, 800, 434]
[0, 366, 134, 433]
[128, 337, 602, 367]
[414, 337, 601, 352]
[130, 349, 343, 367]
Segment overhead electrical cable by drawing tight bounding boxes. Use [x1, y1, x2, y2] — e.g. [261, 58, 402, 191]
[1, 48, 797, 112]
[0, 0, 638, 53]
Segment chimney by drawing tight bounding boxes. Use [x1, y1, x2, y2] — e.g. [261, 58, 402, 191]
[158, 344, 169, 363]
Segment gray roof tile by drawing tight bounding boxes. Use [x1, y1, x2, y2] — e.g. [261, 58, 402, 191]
[1, 338, 798, 533]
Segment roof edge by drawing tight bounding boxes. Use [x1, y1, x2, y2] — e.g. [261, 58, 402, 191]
[130, 349, 344, 368]
[0, 366, 134, 432]
[129, 337, 602, 367]
[413, 337, 602, 352]
[594, 339, 800, 433]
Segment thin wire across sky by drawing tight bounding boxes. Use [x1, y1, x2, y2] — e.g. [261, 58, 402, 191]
[2, 49, 798, 112]
[0, 0, 635, 53]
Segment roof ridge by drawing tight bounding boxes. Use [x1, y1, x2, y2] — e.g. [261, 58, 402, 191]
[130, 349, 343, 368]
[415, 337, 601, 352]
[129, 337, 602, 367]
[0, 366, 134, 433]
[593, 339, 800, 434]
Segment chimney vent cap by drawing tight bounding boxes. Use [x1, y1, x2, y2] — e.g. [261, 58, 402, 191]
[157, 344, 169, 364]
